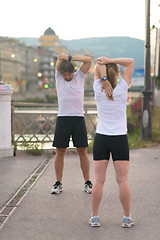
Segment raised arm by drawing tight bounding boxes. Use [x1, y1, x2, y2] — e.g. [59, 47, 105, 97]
[72, 55, 92, 74]
[56, 53, 92, 74]
[95, 63, 113, 99]
[56, 53, 68, 71]
[97, 57, 134, 85]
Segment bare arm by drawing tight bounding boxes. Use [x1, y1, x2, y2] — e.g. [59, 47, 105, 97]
[95, 63, 113, 99]
[72, 55, 92, 74]
[56, 53, 68, 71]
[56, 53, 92, 74]
[97, 57, 134, 85]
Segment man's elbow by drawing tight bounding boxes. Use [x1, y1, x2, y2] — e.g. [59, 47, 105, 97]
[88, 57, 92, 64]
[87, 57, 92, 68]
[130, 58, 134, 66]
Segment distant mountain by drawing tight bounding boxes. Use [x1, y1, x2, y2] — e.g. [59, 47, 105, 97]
[17, 36, 144, 69]
[61, 37, 144, 69]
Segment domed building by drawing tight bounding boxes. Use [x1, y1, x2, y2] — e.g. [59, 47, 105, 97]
[40, 27, 67, 53]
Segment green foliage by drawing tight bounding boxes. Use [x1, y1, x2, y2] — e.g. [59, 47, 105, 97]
[45, 94, 57, 103]
[128, 106, 160, 149]
[87, 140, 94, 153]
[127, 97, 142, 134]
[20, 141, 44, 155]
[19, 97, 45, 103]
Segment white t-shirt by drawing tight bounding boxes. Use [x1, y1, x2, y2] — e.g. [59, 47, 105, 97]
[56, 68, 85, 116]
[93, 78, 129, 135]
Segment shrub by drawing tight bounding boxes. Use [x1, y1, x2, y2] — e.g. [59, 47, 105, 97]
[20, 142, 44, 155]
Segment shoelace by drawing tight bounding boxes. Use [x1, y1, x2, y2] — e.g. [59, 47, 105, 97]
[53, 181, 61, 188]
[123, 218, 131, 223]
[85, 181, 92, 188]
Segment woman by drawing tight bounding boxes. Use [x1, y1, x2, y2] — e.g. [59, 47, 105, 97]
[89, 56, 135, 228]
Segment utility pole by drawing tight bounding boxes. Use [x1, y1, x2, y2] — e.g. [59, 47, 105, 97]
[141, 0, 153, 139]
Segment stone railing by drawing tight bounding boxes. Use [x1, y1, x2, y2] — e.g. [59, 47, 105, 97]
[11, 102, 97, 155]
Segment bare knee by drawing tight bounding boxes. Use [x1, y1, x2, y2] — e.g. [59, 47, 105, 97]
[116, 174, 128, 185]
[95, 176, 106, 186]
[76, 147, 87, 158]
[56, 148, 66, 157]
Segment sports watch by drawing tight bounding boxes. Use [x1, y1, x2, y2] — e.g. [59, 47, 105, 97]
[101, 76, 108, 81]
[68, 55, 72, 61]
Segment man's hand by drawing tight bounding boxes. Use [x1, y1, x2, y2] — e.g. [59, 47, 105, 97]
[101, 80, 113, 99]
[58, 53, 68, 61]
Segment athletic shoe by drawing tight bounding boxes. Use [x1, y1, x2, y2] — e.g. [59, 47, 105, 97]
[84, 180, 92, 194]
[51, 181, 62, 194]
[122, 217, 135, 228]
[89, 216, 100, 227]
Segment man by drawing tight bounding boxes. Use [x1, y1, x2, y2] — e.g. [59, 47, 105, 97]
[51, 53, 93, 194]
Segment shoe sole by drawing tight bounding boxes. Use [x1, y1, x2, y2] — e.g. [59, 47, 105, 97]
[84, 189, 92, 194]
[51, 190, 63, 194]
[122, 222, 134, 228]
[90, 223, 100, 227]
[89, 222, 100, 227]
[85, 191, 91, 194]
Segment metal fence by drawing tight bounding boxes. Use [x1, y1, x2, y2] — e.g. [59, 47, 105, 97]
[11, 102, 98, 155]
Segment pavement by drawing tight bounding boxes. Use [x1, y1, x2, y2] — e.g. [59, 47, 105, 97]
[0, 146, 160, 240]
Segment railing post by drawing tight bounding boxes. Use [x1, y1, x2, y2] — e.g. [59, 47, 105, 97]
[0, 86, 14, 157]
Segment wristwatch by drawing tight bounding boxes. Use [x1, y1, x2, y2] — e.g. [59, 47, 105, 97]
[101, 76, 108, 81]
[68, 55, 72, 61]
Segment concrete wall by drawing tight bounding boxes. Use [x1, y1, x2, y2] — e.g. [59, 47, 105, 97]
[0, 88, 13, 157]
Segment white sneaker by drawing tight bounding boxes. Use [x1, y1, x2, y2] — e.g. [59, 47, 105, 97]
[89, 216, 100, 227]
[122, 217, 135, 228]
[51, 181, 63, 194]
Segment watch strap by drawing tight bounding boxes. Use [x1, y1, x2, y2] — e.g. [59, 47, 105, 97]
[68, 55, 72, 61]
[101, 76, 108, 81]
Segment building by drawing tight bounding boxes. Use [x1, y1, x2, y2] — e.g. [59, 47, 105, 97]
[37, 46, 58, 91]
[0, 38, 21, 92]
[0, 37, 40, 95]
[40, 27, 67, 54]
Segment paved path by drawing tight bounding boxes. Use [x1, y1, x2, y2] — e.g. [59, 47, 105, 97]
[0, 147, 160, 240]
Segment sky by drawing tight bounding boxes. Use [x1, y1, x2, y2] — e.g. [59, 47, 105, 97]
[0, 0, 159, 41]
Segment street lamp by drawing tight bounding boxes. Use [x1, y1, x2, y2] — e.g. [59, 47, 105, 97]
[141, 0, 153, 139]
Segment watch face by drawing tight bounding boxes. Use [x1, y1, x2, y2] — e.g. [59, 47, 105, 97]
[102, 76, 107, 80]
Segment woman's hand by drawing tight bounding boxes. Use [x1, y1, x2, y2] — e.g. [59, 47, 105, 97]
[101, 80, 113, 100]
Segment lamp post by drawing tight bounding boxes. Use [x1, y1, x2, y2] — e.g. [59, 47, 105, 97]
[141, 0, 153, 139]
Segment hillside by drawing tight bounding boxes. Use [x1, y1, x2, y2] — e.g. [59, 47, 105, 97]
[61, 37, 144, 69]
[17, 36, 144, 69]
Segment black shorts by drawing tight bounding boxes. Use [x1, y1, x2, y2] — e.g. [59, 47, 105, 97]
[53, 116, 88, 148]
[93, 133, 129, 161]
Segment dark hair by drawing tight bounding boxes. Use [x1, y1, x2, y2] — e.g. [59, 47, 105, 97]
[58, 60, 74, 74]
[106, 63, 119, 89]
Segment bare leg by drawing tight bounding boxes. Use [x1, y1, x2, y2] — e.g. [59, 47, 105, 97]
[76, 147, 90, 182]
[91, 160, 109, 216]
[54, 148, 66, 183]
[113, 161, 131, 217]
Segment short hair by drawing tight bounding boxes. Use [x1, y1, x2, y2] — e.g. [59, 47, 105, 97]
[58, 60, 75, 74]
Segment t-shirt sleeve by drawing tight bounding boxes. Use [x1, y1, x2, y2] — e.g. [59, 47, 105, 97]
[118, 78, 129, 91]
[74, 68, 85, 82]
[55, 70, 61, 82]
[55, 70, 64, 90]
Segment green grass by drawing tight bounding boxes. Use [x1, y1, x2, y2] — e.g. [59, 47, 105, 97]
[128, 106, 160, 149]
